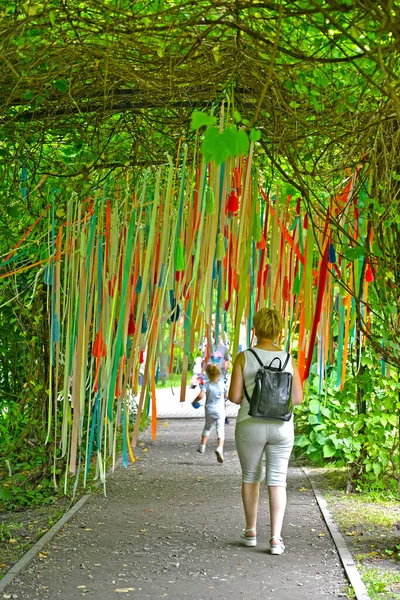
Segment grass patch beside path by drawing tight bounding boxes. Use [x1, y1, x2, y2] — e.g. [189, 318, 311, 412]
[305, 466, 400, 600]
[0, 421, 149, 582]
[0, 499, 70, 580]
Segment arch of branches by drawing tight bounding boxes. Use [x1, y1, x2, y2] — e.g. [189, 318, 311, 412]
[1, 0, 400, 494]
[1, 1, 399, 360]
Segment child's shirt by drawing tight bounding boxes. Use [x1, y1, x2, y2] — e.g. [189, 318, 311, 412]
[201, 380, 226, 414]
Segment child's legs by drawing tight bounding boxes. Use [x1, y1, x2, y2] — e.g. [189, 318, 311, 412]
[202, 413, 216, 444]
[215, 415, 225, 446]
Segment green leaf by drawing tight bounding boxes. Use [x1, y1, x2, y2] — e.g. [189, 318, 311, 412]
[200, 127, 229, 165]
[308, 399, 320, 415]
[236, 129, 250, 155]
[190, 111, 217, 131]
[53, 79, 69, 94]
[341, 246, 366, 260]
[200, 126, 249, 165]
[316, 433, 327, 445]
[250, 128, 261, 142]
[336, 102, 347, 115]
[233, 111, 241, 123]
[212, 46, 220, 63]
[0, 486, 11, 500]
[372, 463, 381, 476]
[294, 434, 310, 448]
[23, 2, 43, 16]
[323, 444, 336, 458]
[320, 407, 332, 419]
[7, 206, 19, 218]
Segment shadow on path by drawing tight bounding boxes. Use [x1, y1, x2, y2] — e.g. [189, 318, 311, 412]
[3, 420, 348, 599]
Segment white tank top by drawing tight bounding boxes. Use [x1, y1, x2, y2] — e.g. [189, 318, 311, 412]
[236, 348, 294, 424]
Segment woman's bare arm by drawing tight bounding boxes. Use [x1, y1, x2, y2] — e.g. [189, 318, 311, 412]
[228, 353, 245, 405]
[291, 359, 303, 406]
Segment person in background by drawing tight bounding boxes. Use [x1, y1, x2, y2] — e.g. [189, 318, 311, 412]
[211, 338, 231, 424]
[228, 308, 303, 555]
[192, 364, 226, 463]
[238, 316, 248, 353]
[190, 353, 204, 388]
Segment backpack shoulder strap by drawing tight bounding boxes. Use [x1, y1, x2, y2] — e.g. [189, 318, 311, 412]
[282, 353, 290, 370]
[243, 349, 263, 401]
[248, 348, 264, 367]
[267, 353, 291, 371]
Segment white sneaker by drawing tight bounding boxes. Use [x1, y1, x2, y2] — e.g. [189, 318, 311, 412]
[197, 444, 205, 454]
[270, 536, 285, 555]
[240, 528, 257, 547]
[215, 447, 224, 463]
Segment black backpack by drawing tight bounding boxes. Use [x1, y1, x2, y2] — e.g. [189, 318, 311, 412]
[243, 349, 293, 421]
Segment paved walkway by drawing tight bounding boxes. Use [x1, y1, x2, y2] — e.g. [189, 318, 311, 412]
[3, 420, 348, 600]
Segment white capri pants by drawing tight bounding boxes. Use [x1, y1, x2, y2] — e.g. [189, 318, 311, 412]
[235, 417, 294, 486]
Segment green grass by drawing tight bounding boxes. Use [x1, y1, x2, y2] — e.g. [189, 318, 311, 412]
[303, 465, 400, 600]
[328, 498, 397, 530]
[156, 373, 184, 388]
[359, 567, 400, 600]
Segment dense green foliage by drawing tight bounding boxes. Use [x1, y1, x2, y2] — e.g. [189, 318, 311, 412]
[1, 0, 400, 506]
[294, 352, 400, 492]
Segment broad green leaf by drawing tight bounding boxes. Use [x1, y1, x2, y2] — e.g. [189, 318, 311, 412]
[0, 486, 11, 500]
[7, 206, 19, 218]
[320, 407, 332, 419]
[236, 129, 250, 155]
[341, 246, 366, 260]
[53, 79, 69, 94]
[200, 127, 229, 165]
[294, 434, 309, 448]
[200, 127, 249, 165]
[323, 444, 336, 458]
[190, 111, 216, 131]
[233, 111, 241, 123]
[250, 128, 261, 142]
[308, 398, 320, 415]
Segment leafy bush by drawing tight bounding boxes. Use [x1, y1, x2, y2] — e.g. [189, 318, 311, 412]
[294, 353, 399, 490]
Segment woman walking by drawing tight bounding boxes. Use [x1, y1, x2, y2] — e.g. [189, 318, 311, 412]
[228, 308, 303, 554]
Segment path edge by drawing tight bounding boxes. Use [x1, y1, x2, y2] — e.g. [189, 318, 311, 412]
[302, 467, 371, 600]
[0, 456, 124, 593]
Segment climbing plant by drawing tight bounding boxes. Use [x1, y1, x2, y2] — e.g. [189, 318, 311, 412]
[1, 0, 400, 503]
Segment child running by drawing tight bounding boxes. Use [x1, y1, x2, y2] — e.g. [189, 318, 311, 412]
[192, 364, 226, 463]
